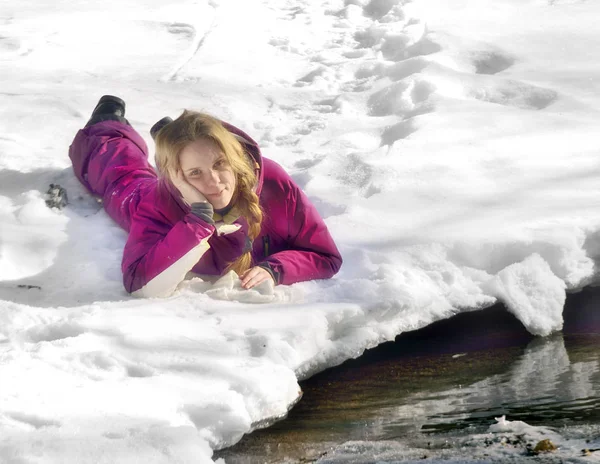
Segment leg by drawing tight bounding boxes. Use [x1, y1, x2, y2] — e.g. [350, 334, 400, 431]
[69, 98, 157, 231]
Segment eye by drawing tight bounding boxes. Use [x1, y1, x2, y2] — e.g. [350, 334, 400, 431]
[214, 159, 227, 169]
[188, 169, 201, 177]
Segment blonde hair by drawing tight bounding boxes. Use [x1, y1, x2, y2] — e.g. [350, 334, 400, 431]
[154, 110, 262, 276]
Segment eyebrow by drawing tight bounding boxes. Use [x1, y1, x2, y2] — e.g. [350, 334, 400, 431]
[184, 157, 225, 172]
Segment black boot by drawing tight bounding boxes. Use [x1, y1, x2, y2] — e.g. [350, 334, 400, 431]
[85, 95, 128, 128]
[150, 116, 173, 141]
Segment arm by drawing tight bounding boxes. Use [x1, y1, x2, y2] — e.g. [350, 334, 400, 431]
[259, 176, 342, 285]
[192, 217, 249, 275]
[122, 202, 218, 297]
[123, 197, 250, 297]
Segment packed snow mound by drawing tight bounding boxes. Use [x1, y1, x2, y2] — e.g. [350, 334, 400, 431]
[180, 270, 303, 304]
[2, 0, 600, 462]
[485, 254, 566, 336]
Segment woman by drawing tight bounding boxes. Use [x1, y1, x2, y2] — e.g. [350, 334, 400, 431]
[69, 95, 342, 298]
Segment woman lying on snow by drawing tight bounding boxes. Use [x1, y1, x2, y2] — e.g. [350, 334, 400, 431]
[69, 95, 342, 298]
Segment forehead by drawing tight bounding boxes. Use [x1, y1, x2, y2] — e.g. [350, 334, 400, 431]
[179, 138, 223, 168]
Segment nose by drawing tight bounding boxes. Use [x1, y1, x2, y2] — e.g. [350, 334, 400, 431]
[205, 169, 220, 187]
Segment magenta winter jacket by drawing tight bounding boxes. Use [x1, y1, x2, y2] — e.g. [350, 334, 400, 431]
[69, 120, 342, 297]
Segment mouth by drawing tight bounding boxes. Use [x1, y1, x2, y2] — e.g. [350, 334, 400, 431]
[206, 190, 225, 198]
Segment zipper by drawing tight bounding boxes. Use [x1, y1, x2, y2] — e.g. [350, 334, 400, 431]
[262, 235, 270, 257]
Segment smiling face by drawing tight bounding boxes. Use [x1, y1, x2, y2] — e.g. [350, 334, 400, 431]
[179, 138, 237, 210]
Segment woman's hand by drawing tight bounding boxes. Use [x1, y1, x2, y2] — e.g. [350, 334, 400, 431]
[240, 266, 274, 289]
[169, 169, 207, 205]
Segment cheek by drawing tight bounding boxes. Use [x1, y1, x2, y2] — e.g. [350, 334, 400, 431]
[225, 170, 236, 189]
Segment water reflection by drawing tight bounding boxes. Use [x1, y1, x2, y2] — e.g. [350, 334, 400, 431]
[217, 288, 600, 463]
[388, 334, 600, 437]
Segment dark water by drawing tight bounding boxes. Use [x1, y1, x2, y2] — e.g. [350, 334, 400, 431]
[217, 287, 600, 463]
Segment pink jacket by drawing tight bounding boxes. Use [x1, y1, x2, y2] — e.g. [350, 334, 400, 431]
[69, 120, 342, 297]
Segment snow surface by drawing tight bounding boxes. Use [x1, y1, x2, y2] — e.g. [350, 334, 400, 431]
[1, 0, 600, 461]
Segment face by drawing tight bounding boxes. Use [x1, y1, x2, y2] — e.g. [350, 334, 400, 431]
[179, 138, 236, 210]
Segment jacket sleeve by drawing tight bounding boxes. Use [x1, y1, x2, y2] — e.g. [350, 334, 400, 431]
[122, 200, 218, 297]
[123, 200, 250, 296]
[259, 177, 343, 285]
[192, 218, 250, 275]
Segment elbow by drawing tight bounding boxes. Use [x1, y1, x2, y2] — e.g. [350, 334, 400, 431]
[311, 253, 342, 281]
[122, 241, 212, 298]
[123, 272, 138, 296]
[124, 271, 178, 299]
[332, 253, 343, 275]
[123, 275, 172, 299]
[123, 265, 182, 298]
[327, 253, 343, 278]
[132, 285, 175, 299]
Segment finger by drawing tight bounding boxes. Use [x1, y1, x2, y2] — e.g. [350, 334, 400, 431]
[240, 269, 250, 280]
[243, 269, 270, 289]
[243, 277, 261, 289]
[247, 274, 270, 289]
[241, 268, 258, 287]
[241, 269, 262, 288]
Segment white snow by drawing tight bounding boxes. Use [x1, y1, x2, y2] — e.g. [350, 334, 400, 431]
[484, 253, 566, 336]
[1, 0, 600, 461]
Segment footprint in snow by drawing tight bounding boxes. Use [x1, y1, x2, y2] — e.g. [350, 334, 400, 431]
[401, 36, 442, 61]
[0, 35, 31, 60]
[165, 22, 195, 39]
[294, 66, 329, 87]
[335, 153, 381, 198]
[380, 119, 418, 146]
[293, 156, 325, 170]
[368, 79, 436, 117]
[469, 80, 558, 110]
[245, 332, 269, 357]
[384, 57, 430, 81]
[471, 49, 515, 75]
[5, 412, 61, 430]
[314, 96, 343, 114]
[362, 0, 405, 21]
[26, 322, 86, 343]
[354, 26, 388, 49]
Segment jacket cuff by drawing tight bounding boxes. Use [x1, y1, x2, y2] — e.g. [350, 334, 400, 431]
[190, 202, 215, 224]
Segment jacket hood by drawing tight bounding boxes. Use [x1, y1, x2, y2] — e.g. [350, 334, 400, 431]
[221, 121, 265, 196]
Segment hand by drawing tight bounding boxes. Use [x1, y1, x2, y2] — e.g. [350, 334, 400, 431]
[169, 169, 207, 205]
[240, 266, 274, 290]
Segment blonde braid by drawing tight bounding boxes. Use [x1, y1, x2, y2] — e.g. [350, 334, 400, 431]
[226, 170, 263, 276]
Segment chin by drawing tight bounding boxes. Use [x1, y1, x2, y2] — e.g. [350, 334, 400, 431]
[211, 196, 232, 210]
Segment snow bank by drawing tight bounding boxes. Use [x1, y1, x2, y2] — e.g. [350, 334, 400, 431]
[2, 0, 600, 461]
